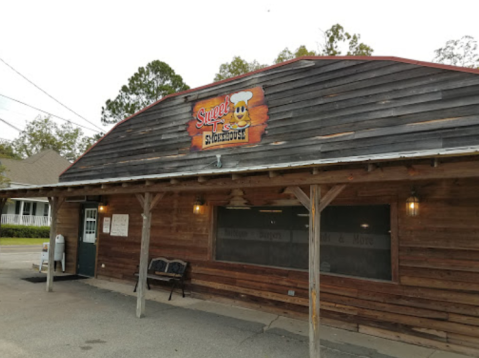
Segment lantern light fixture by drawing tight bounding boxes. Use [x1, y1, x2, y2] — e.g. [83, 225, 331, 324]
[193, 196, 206, 215]
[406, 189, 419, 217]
[98, 201, 108, 213]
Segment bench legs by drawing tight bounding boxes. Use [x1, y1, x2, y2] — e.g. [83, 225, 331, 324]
[133, 277, 151, 293]
[134, 277, 184, 300]
[168, 280, 177, 301]
[168, 279, 186, 301]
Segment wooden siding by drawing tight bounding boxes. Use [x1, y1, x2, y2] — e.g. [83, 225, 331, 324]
[51, 179, 476, 355]
[60, 59, 479, 182]
[56, 202, 80, 274]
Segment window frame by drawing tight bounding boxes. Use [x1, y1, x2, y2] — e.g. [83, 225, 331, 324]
[210, 198, 399, 284]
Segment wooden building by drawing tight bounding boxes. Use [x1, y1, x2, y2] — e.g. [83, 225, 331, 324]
[1, 56, 479, 357]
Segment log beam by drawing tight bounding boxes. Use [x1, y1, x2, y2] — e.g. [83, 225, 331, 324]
[309, 185, 321, 358]
[46, 196, 65, 292]
[318, 185, 347, 212]
[0, 198, 6, 237]
[285, 186, 311, 211]
[136, 192, 165, 318]
[135, 194, 145, 208]
[137, 192, 152, 318]
[2, 159, 479, 198]
[150, 193, 165, 211]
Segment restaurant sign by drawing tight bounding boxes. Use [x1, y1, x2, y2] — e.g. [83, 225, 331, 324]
[187, 86, 269, 151]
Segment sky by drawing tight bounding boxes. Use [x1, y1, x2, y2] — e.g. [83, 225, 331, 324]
[1, 0, 478, 142]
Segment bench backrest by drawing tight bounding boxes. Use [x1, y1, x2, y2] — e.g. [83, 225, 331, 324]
[149, 257, 187, 277]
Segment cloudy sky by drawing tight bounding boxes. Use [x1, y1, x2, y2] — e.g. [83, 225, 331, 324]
[1, 0, 478, 142]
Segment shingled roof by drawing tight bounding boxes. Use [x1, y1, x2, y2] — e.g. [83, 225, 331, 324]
[59, 56, 479, 183]
[0, 150, 70, 185]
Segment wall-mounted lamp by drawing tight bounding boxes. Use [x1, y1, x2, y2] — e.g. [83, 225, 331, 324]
[406, 189, 419, 217]
[193, 196, 205, 215]
[99, 201, 108, 213]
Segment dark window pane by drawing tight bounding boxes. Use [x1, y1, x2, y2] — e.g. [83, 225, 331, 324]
[43, 204, 49, 217]
[23, 202, 31, 216]
[216, 205, 391, 280]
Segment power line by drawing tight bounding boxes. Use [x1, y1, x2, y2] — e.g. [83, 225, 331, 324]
[0, 117, 22, 132]
[0, 93, 101, 133]
[0, 57, 103, 131]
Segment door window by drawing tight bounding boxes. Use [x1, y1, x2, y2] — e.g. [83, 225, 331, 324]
[83, 208, 98, 243]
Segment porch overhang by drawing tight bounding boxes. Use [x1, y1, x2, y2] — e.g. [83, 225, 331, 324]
[0, 147, 478, 199]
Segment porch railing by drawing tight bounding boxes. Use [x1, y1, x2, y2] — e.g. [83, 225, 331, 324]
[1, 214, 51, 227]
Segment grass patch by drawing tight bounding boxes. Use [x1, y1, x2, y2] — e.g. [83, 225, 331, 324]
[0, 238, 47, 245]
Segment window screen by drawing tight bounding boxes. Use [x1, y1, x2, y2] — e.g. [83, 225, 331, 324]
[215, 205, 391, 280]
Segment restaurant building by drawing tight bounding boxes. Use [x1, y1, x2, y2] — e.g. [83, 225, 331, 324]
[1, 56, 479, 357]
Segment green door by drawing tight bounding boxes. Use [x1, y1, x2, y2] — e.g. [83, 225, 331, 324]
[78, 204, 98, 277]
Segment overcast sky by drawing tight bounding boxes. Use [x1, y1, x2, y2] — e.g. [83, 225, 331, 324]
[1, 0, 478, 142]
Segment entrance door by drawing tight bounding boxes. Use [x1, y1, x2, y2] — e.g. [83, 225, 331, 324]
[78, 204, 98, 277]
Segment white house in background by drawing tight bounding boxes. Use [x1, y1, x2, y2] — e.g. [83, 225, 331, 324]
[0, 150, 70, 227]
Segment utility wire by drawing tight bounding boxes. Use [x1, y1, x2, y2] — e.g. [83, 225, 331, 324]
[0, 116, 22, 132]
[0, 57, 103, 131]
[0, 93, 101, 133]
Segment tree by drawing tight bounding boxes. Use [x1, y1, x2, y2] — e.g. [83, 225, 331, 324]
[214, 56, 267, 81]
[433, 36, 479, 68]
[0, 164, 9, 188]
[0, 141, 18, 159]
[13, 116, 100, 162]
[101, 60, 190, 124]
[0, 141, 14, 190]
[274, 45, 317, 64]
[320, 24, 373, 56]
[215, 24, 372, 80]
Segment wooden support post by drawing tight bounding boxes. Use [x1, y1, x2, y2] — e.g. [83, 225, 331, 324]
[46, 196, 64, 292]
[136, 192, 164, 318]
[309, 185, 321, 358]
[0, 198, 6, 237]
[137, 192, 152, 318]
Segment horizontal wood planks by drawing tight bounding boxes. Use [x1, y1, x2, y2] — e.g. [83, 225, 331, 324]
[57, 179, 479, 355]
[60, 59, 479, 182]
[56, 202, 80, 274]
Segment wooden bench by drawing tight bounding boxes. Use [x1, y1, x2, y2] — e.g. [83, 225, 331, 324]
[133, 257, 187, 301]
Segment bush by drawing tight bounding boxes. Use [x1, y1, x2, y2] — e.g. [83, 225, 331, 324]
[0, 224, 50, 238]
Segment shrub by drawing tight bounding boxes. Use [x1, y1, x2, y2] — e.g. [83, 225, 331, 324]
[0, 224, 50, 238]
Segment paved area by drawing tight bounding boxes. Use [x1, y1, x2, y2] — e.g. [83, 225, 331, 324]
[0, 248, 472, 358]
[0, 245, 41, 270]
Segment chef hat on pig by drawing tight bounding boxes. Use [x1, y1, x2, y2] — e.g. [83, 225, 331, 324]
[231, 91, 253, 106]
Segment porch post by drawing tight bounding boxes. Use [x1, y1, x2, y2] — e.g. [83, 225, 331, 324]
[0, 198, 6, 237]
[19, 200, 24, 225]
[46, 197, 64, 292]
[309, 185, 321, 358]
[137, 192, 153, 318]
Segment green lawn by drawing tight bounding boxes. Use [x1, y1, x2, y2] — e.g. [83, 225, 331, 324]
[0, 238, 47, 245]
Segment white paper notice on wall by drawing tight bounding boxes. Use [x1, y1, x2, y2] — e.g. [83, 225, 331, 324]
[111, 214, 129, 237]
[103, 217, 111, 234]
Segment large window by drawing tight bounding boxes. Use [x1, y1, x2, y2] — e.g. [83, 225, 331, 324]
[215, 205, 392, 281]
